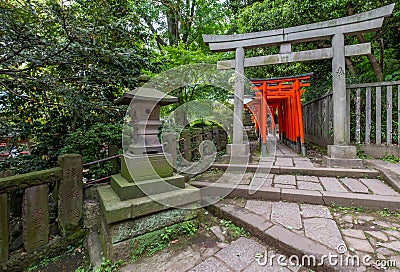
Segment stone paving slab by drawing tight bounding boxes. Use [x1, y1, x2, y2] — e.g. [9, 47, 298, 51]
[319, 177, 348, 193]
[208, 202, 341, 271]
[273, 175, 296, 185]
[293, 158, 315, 168]
[271, 202, 302, 230]
[340, 178, 369, 194]
[303, 217, 344, 249]
[190, 256, 232, 272]
[297, 181, 324, 191]
[300, 204, 332, 219]
[214, 237, 265, 272]
[274, 157, 294, 167]
[121, 197, 399, 272]
[365, 159, 400, 192]
[360, 178, 399, 196]
[196, 167, 399, 199]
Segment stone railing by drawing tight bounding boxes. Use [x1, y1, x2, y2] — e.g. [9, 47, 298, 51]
[347, 81, 400, 145]
[0, 154, 85, 271]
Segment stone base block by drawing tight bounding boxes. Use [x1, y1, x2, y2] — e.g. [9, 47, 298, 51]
[323, 156, 364, 168]
[121, 153, 173, 182]
[99, 217, 198, 262]
[327, 145, 357, 159]
[111, 173, 185, 200]
[99, 206, 198, 245]
[97, 184, 200, 224]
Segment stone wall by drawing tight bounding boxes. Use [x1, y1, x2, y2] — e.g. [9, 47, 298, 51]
[0, 154, 84, 271]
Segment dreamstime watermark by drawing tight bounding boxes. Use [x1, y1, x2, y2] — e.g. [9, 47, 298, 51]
[255, 244, 397, 269]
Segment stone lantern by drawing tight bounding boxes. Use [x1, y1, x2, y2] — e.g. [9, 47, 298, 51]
[96, 87, 200, 262]
[112, 87, 185, 197]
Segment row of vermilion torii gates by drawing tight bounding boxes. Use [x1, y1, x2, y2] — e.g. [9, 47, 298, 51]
[246, 73, 312, 156]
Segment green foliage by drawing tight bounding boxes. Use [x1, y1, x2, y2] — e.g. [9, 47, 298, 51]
[60, 122, 122, 179]
[131, 0, 230, 49]
[0, 0, 151, 172]
[94, 258, 124, 272]
[382, 154, 400, 163]
[181, 220, 198, 236]
[0, 154, 51, 174]
[130, 220, 199, 262]
[220, 219, 249, 239]
[330, 204, 365, 214]
[60, 123, 122, 159]
[356, 144, 367, 159]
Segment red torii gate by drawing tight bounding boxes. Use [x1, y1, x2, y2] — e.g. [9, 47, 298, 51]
[247, 73, 313, 156]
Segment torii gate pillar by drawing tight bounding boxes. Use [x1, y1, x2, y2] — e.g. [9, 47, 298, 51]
[226, 47, 250, 162]
[326, 33, 363, 167]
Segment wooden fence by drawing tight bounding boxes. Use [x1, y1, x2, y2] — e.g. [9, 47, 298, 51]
[302, 80, 400, 149]
[0, 154, 84, 270]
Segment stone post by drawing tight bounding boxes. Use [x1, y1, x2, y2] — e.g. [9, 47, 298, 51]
[162, 133, 177, 168]
[325, 33, 362, 167]
[58, 154, 83, 235]
[109, 145, 119, 175]
[181, 129, 192, 161]
[23, 184, 49, 252]
[0, 194, 8, 262]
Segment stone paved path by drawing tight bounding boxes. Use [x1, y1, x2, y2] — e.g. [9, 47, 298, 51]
[119, 199, 399, 271]
[120, 235, 302, 272]
[251, 138, 317, 168]
[228, 198, 400, 271]
[214, 141, 400, 197]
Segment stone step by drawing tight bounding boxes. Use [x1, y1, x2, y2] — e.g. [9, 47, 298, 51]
[98, 184, 200, 224]
[190, 181, 400, 211]
[212, 163, 380, 178]
[111, 173, 185, 200]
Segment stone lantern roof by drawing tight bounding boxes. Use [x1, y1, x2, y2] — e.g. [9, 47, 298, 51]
[114, 87, 178, 106]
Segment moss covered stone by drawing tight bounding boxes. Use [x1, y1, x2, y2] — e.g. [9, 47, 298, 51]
[0, 168, 62, 193]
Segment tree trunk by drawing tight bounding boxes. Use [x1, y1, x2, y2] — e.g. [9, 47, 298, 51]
[345, 57, 356, 76]
[347, 1, 384, 81]
[164, 0, 180, 46]
[181, 0, 196, 46]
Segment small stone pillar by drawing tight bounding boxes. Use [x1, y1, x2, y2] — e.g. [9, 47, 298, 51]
[58, 154, 83, 235]
[0, 194, 8, 262]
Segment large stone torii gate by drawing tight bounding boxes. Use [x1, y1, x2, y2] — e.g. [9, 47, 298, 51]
[203, 4, 395, 166]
